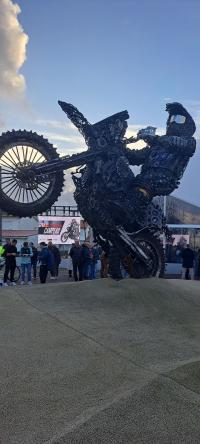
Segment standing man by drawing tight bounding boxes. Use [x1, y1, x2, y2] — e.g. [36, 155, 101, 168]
[181, 244, 195, 280]
[38, 242, 53, 284]
[69, 240, 83, 281]
[48, 241, 61, 280]
[89, 243, 99, 279]
[3, 239, 18, 286]
[20, 241, 33, 285]
[29, 242, 38, 280]
[81, 242, 91, 280]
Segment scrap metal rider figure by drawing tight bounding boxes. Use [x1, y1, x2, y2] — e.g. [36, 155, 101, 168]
[125, 102, 196, 224]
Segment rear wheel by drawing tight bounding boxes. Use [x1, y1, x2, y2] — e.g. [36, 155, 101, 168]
[61, 232, 69, 243]
[0, 130, 65, 217]
[122, 231, 165, 278]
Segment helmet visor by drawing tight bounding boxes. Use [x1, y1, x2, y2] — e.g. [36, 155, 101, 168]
[170, 114, 186, 124]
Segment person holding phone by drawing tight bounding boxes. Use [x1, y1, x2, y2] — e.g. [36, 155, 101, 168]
[20, 241, 33, 285]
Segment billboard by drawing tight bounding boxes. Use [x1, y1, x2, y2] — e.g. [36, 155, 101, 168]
[38, 216, 81, 244]
[171, 234, 190, 247]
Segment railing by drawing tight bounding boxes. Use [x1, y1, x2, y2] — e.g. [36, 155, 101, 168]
[39, 205, 80, 217]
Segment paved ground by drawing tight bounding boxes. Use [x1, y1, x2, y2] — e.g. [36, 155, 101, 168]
[1, 278, 200, 443]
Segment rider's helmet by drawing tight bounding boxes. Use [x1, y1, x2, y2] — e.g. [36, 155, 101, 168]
[166, 102, 196, 137]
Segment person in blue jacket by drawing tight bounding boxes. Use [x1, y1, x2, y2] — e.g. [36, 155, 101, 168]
[38, 242, 54, 283]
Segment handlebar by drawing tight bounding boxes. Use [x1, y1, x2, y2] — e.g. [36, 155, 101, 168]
[23, 135, 142, 179]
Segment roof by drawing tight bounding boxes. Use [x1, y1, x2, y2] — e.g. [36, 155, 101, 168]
[2, 230, 37, 238]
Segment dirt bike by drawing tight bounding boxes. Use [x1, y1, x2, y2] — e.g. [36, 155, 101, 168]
[60, 218, 80, 243]
[0, 102, 166, 278]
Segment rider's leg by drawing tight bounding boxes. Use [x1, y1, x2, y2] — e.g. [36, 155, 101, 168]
[119, 187, 151, 226]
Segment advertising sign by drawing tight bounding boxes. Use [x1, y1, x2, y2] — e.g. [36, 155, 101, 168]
[38, 216, 81, 244]
[171, 234, 190, 247]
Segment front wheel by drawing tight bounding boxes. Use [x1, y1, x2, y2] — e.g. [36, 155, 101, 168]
[0, 130, 65, 217]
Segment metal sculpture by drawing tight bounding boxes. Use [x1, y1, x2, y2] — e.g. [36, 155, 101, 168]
[0, 102, 196, 278]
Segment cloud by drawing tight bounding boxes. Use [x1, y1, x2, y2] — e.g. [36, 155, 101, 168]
[42, 131, 84, 145]
[35, 119, 71, 131]
[126, 123, 165, 149]
[0, 0, 29, 99]
[55, 171, 76, 206]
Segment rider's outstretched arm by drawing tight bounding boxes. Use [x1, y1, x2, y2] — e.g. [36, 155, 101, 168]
[125, 146, 149, 166]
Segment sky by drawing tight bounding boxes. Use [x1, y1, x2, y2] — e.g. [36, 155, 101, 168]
[0, 0, 200, 206]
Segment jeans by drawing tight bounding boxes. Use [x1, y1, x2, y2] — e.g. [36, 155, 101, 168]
[182, 267, 194, 280]
[21, 263, 31, 282]
[72, 261, 83, 281]
[89, 262, 96, 279]
[31, 260, 37, 279]
[83, 260, 90, 280]
[39, 264, 48, 283]
[4, 261, 16, 283]
[50, 263, 60, 278]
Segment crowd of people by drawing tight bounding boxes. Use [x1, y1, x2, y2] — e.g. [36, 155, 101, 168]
[67, 240, 104, 281]
[0, 239, 61, 286]
[0, 238, 107, 286]
[1, 238, 200, 286]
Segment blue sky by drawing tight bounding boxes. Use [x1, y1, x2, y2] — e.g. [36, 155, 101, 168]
[0, 0, 200, 205]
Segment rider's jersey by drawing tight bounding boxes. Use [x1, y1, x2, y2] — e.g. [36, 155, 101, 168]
[141, 135, 195, 173]
[125, 135, 196, 195]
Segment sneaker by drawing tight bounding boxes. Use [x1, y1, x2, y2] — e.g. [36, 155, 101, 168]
[11, 282, 16, 286]
[21, 281, 24, 285]
[3, 282, 8, 287]
[50, 276, 55, 280]
[28, 281, 32, 285]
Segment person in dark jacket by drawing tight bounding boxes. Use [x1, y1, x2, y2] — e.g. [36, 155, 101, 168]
[29, 242, 38, 280]
[89, 244, 99, 279]
[48, 241, 61, 279]
[38, 242, 54, 284]
[69, 240, 83, 281]
[181, 244, 195, 280]
[81, 242, 92, 280]
[3, 239, 18, 286]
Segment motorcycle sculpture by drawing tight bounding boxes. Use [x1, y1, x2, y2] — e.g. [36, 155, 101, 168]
[0, 101, 196, 278]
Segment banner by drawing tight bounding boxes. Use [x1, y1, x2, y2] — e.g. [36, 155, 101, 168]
[171, 234, 190, 247]
[38, 216, 81, 244]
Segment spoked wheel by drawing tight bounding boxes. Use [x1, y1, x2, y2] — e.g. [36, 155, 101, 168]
[122, 231, 165, 278]
[0, 130, 65, 217]
[61, 232, 69, 243]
